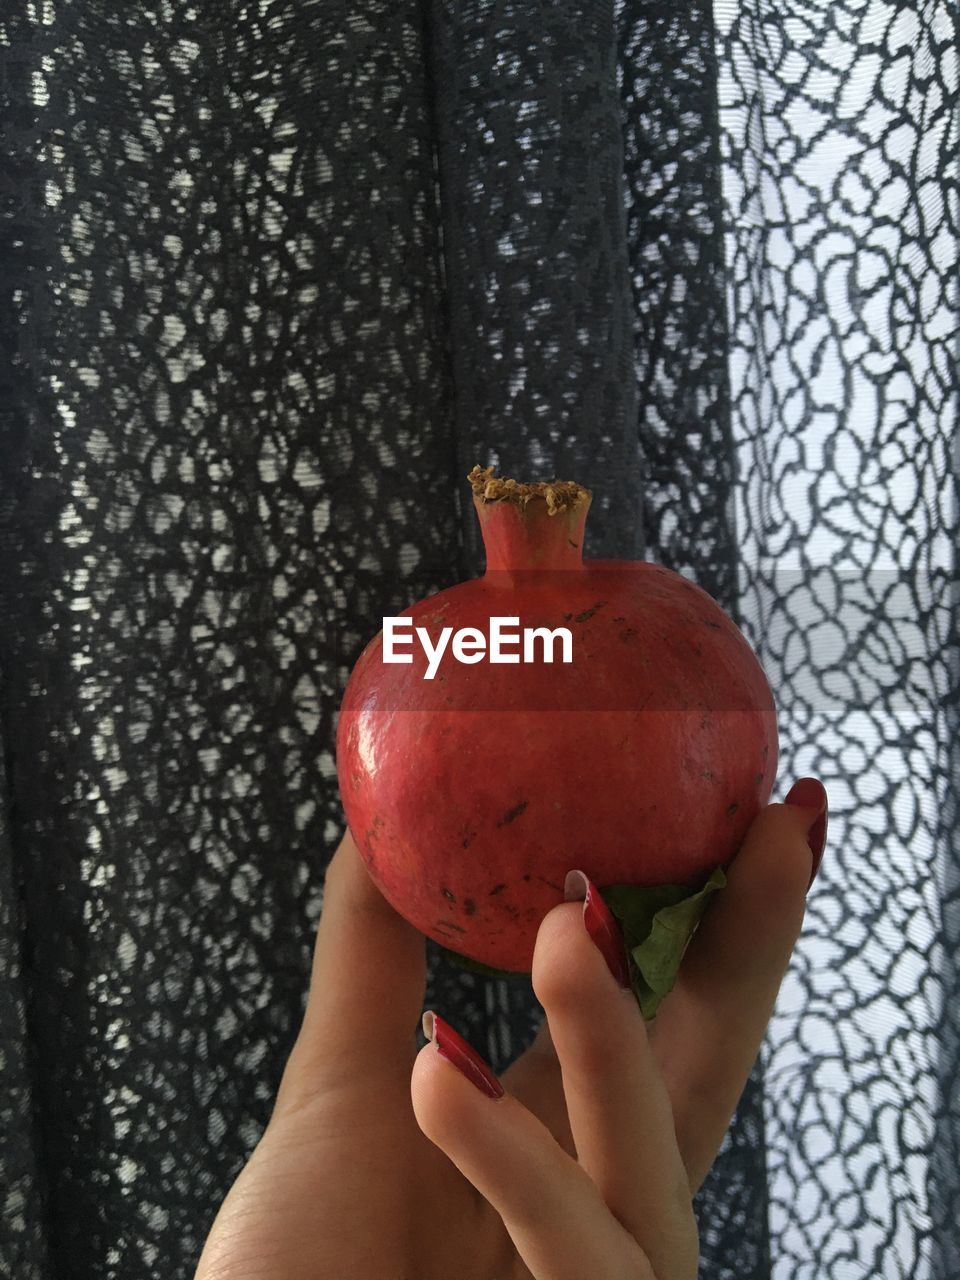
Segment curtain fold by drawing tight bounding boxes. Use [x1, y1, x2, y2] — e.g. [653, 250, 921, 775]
[1, 2, 957, 1278]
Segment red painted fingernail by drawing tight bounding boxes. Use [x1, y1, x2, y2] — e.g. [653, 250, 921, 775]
[422, 1011, 505, 1100]
[784, 777, 829, 890]
[564, 870, 632, 989]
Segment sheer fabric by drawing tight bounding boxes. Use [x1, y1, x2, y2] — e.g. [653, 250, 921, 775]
[1, 2, 957, 1277]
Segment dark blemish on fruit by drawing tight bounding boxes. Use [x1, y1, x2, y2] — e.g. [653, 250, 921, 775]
[522, 874, 531, 882]
[727, 802, 739, 817]
[575, 600, 606, 623]
[762, 745, 770, 758]
[462, 831, 477, 849]
[755, 772, 763, 784]
[441, 886, 456, 902]
[693, 642, 703, 657]
[567, 539, 579, 548]
[620, 627, 636, 642]
[363, 816, 383, 847]
[702, 618, 722, 630]
[497, 799, 528, 827]
[537, 876, 563, 892]
[563, 611, 573, 622]
[362, 816, 384, 857]
[489, 883, 507, 895]
[435, 919, 466, 934]
[701, 770, 715, 780]
[464, 898, 477, 915]
[613, 616, 626, 622]
[657, 568, 669, 575]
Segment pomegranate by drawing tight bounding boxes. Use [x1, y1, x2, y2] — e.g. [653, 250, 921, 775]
[336, 466, 779, 1017]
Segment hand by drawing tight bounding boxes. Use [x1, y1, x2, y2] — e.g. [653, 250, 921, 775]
[195, 793, 824, 1280]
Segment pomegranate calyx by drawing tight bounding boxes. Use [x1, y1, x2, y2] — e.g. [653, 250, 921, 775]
[468, 465, 592, 572]
[467, 464, 591, 514]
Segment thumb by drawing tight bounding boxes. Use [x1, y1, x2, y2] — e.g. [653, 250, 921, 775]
[274, 827, 427, 1111]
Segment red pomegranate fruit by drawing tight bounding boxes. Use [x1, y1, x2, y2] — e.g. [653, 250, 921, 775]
[336, 466, 779, 1017]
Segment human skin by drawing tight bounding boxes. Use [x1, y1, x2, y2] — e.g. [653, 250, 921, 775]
[194, 786, 826, 1280]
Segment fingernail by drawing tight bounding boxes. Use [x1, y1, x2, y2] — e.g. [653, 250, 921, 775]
[422, 1011, 505, 1100]
[783, 777, 829, 890]
[564, 870, 632, 989]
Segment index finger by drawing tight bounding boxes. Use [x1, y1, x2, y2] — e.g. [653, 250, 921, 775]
[273, 828, 427, 1114]
[649, 794, 826, 1193]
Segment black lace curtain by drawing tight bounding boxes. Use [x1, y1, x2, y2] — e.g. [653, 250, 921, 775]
[2, 2, 958, 1277]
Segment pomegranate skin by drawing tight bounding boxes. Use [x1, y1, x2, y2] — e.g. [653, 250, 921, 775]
[335, 472, 779, 974]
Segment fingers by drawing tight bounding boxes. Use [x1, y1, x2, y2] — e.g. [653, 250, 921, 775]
[530, 892, 700, 1280]
[273, 828, 426, 1113]
[500, 1016, 577, 1159]
[411, 1015, 658, 1280]
[649, 798, 820, 1192]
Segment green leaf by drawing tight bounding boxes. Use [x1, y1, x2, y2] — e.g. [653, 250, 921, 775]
[599, 867, 727, 1020]
[435, 866, 728, 1021]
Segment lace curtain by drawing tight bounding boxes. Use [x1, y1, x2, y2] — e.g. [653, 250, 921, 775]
[1, 2, 957, 1277]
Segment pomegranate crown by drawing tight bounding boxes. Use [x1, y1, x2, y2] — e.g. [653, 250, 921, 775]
[466, 464, 592, 573]
[466, 464, 591, 515]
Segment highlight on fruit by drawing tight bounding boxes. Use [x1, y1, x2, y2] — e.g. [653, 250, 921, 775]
[335, 464, 779, 1019]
